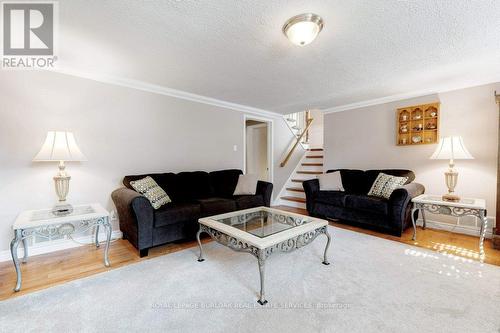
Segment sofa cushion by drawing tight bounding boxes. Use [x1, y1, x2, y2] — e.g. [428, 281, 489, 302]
[318, 171, 344, 191]
[368, 173, 408, 199]
[344, 195, 389, 215]
[153, 173, 182, 202]
[177, 171, 214, 201]
[233, 174, 258, 195]
[129, 176, 171, 209]
[234, 195, 265, 210]
[198, 198, 237, 216]
[123, 173, 164, 190]
[365, 169, 414, 187]
[154, 203, 201, 228]
[123, 173, 183, 202]
[315, 191, 347, 207]
[327, 169, 367, 194]
[209, 169, 242, 198]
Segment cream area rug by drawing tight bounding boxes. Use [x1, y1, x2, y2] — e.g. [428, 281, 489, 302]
[1, 226, 499, 333]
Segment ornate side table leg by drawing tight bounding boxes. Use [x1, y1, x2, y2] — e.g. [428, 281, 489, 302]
[22, 237, 28, 263]
[95, 225, 100, 248]
[196, 227, 205, 262]
[257, 249, 267, 305]
[421, 209, 427, 230]
[103, 217, 112, 267]
[322, 228, 331, 265]
[10, 229, 22, 292]
[411, 207, 418, 241]
[478, 210, 487, 262]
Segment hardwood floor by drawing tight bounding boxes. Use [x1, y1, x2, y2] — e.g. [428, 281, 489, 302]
[277, 206, 500, 266]
[0, 205, 498, 301]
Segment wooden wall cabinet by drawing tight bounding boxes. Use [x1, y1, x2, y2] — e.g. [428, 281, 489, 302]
[397, 102, 440, 146]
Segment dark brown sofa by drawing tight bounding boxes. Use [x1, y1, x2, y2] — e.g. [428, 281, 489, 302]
[112, 169, 273, 257]
[303, 169, 425, 236]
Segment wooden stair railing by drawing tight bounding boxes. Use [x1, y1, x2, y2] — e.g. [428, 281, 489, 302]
[280, 118, 314, 167]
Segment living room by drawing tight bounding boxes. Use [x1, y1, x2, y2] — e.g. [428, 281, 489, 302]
[0, 1, 499, 332]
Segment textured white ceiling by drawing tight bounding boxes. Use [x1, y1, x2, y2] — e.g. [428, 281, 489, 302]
[57, 0, 500, 114]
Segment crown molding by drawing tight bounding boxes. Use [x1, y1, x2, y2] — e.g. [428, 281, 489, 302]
[322, 79, 500, 114]
[48, 67, 283, 118]
[322, 90, 439, 114]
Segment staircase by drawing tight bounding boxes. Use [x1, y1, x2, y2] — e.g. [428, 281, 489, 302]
[280, 148, 324, 209]
[284, 111, 311, 149]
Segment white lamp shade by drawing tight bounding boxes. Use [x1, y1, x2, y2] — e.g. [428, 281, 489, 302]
[430, 136, 474, 160]
[33, 131, 87, 162]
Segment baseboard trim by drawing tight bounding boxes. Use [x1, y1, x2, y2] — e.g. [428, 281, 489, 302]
[0, 230, 123, 263]
[417, 218, 493, 239]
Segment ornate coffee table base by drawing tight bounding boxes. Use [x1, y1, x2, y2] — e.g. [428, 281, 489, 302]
[10, 216, 112, 292]
[196, 224, 331, 305]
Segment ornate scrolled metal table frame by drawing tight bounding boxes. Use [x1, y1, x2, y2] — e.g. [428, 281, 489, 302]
[10, 216, 112, 292]
[196, 224, 331, 305]
[411, 203, 487, 260]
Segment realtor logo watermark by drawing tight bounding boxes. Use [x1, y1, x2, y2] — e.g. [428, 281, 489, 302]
[1, 1, 58, 69]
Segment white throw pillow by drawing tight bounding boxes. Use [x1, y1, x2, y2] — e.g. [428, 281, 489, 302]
[233, 174, 258, 195]
[318, 171, 344, 191]
[130, 176, 171, 209]
[368, 173, 408, 199]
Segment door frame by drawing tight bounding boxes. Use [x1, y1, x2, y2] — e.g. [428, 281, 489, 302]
[243, 114, 274, 183]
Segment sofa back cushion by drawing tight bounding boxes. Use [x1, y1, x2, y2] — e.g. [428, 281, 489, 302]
[209, 169, 243, 198]
[176, 171, 214, 201]
[123, 169, 245, 203]
[124, 173, 164, 190]
[123, 173, 183, 202]
[365, 169, 414, 187]
[326, 169, 366, 194]
[326, 169, 414, 194]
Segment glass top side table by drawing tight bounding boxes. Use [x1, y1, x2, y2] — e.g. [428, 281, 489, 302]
[10, 203, 112, 291]
[411, 194, 487, 261]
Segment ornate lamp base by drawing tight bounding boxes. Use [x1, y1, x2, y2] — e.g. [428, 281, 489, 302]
[52, 161, 73, 216]
[443, 161, 460, 202]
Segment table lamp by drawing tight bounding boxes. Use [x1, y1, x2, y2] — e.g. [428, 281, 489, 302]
[33, 131, 87, 215]
[430, 136, 473, 202]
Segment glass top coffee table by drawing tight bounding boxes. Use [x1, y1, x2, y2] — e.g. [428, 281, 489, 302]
[196, 207, 331, 305]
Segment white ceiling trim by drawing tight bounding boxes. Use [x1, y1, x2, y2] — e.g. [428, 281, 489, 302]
[49, 67, 283, 118]
[321, 90, 438, 113]
[322, 78, 500, 114]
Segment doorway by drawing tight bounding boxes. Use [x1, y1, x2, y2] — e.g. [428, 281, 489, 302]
[244, 116, 273, 182]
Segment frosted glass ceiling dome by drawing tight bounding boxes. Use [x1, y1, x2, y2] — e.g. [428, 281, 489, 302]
[283, 13, 324, 46]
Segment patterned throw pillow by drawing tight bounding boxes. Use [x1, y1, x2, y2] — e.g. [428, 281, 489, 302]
[130, 176, 171, 209]
[368, 173, 408, 199]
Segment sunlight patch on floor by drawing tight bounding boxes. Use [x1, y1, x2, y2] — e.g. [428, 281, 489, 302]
[404, 245, 484, 279]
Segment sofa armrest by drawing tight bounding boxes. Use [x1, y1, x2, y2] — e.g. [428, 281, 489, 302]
[390, 183, 425, 205]
[303, 179, 320, 214]
[256, 181, 273, 207]
[111, 188, 154, 251]
[388, 183, 425, 234]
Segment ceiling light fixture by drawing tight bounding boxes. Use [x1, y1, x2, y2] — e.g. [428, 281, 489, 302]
[283, 13, 324, 46]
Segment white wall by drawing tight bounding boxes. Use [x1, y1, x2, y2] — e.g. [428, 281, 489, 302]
[0, 70, 297, 255]
[308, 109, 324, 148]
[324, 83, 499, 233]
